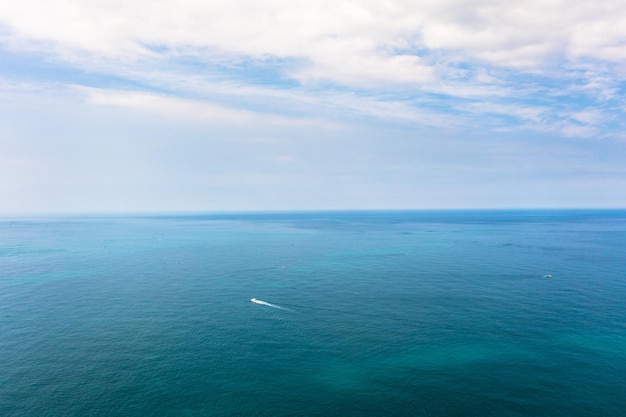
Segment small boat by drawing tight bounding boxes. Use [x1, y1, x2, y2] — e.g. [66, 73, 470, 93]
[544, 274, 553, 278]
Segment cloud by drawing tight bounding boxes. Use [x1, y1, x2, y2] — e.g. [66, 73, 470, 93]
[77, 85, 343, 129]
[2, 1, 625, 115]
[463, 101, 547, 123]
[569, 110, 604, 126]
[560, 123, 598, 139]
[2, 0, 626, 87]
[82, 87, 275, 123]
[294, 50, 435, 87]
[2, 0, 626, 213]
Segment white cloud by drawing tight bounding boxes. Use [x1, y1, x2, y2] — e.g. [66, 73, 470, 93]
[2, 0, 626, 88]
[294, 49, 435, 87]
[82, 87, 267, 123]
[569, 110, 604, 126]
[1, 0, 626, 145]
[561, 123, 599, 138]
[77, 86, 342, 128]
[464, 102, 547, 123]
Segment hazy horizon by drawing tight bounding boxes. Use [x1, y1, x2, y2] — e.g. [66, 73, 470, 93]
[3, 207, 626, 220]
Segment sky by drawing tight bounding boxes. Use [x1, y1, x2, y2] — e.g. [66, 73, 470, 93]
[1, 0, 625, 214]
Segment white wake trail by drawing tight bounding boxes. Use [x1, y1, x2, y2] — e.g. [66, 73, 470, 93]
[251, 298, 290, 310]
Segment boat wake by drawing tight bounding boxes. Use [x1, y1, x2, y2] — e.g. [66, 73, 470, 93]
[251, 298, 290, 310]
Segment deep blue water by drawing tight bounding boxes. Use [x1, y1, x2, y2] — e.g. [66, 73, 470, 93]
[1, 210, 625, 416]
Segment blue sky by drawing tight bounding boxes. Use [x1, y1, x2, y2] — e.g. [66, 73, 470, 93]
[1, 0, 625, 213]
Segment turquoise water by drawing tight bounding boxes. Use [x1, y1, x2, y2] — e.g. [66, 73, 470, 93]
[1, 210, 625, 416]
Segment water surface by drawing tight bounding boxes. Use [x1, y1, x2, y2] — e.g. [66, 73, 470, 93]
[1, 210, 625, 416]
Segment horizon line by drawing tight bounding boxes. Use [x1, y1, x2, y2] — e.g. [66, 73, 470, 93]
[2, 207, 626, 219]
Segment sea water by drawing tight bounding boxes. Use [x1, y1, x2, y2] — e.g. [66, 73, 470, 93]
[1, 210, 625, 416]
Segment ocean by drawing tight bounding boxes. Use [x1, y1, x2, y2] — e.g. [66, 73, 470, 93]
[1, 210, 625, 416]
